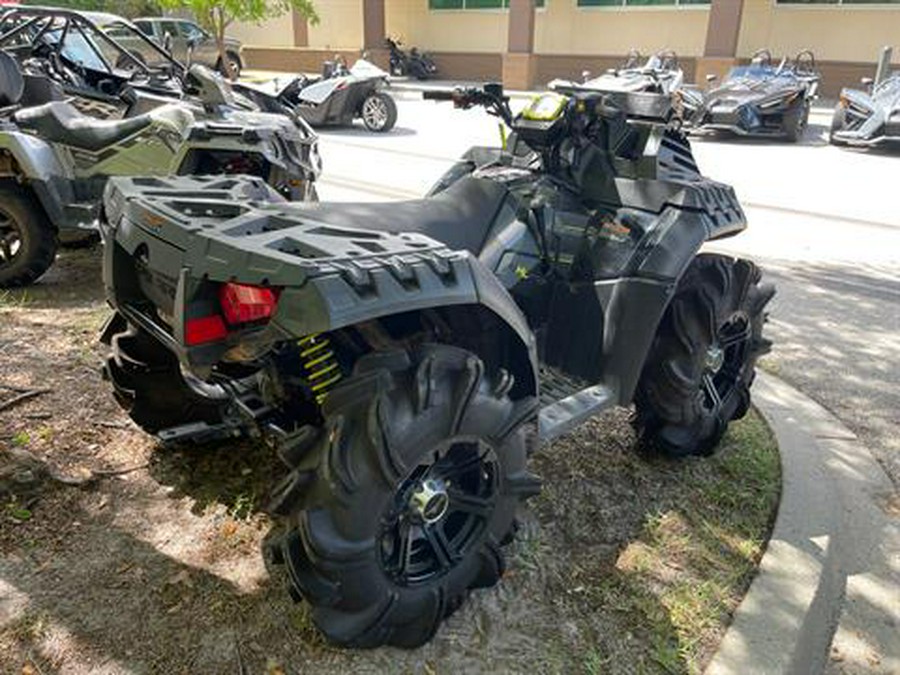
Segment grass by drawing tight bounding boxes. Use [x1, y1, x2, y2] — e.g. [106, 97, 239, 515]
[560, 410, 781, 674]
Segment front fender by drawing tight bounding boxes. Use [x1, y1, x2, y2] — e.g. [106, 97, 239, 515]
[0, 132, 72, 229]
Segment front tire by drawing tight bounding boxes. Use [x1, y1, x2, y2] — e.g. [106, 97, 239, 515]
[635, 254, 774, 458]
[219, 52, 242, 79]
[0, 188, 57, 288]
[104, 321, 227, 434]
[268, 344, 539, 648]
[829, 104, 847, 146]
[360, 91, 397, 132]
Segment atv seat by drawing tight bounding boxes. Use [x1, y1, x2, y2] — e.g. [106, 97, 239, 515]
[13, 101, 152, 152]
[287, 176, 508, 254]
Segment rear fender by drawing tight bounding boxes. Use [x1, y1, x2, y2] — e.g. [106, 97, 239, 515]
[165, 249, 538, 398]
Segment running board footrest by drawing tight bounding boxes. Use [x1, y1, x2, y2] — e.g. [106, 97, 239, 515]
[538, 385, 615, 443]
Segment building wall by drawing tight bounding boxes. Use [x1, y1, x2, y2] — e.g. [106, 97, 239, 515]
[228, 13, 295, 48]
[308, 0, 365, 49]
[535, 3, 709, 57]
[387, 1, 507, 52]
[738, 0, 900, 64]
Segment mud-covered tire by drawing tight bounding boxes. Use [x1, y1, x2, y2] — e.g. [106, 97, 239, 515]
[360, 92, 397, 132]
[268, 344, 539, 648]
[0, 188, 57, 288]
[103, 321, 226, 434]
[635, 254, 775, 458]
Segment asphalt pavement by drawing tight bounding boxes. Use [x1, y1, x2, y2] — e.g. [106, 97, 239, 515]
[310, 97, 899, 672]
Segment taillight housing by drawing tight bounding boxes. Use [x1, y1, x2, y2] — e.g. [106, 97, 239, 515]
[184, 315, 228, 346]
[219, 282, 280, 326]
[183, 282, 280, 347]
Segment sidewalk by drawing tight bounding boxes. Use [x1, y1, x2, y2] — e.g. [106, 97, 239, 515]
[707, 373, 899, 674]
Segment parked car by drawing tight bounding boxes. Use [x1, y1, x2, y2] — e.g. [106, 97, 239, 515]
[130, 17, 242, 77]
[681, 49, 820, 142]
[830, 48, 900, 148]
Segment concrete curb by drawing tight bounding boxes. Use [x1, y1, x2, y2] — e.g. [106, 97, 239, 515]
[706, 372, 900, 675]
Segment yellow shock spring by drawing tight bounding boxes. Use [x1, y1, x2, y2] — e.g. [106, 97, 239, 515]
[298, 333, 342, 405]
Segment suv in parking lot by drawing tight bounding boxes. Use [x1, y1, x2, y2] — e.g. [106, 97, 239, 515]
[132, 17, 242, 77]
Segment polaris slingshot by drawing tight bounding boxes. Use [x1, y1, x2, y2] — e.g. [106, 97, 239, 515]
[831, 49, 900, 148]
[682, 50, 820, 142]
[550, 49, 685, 96]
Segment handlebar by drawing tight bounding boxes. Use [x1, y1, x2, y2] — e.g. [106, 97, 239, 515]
[423, 84, 513, 125]
[421, 90, 455, 101]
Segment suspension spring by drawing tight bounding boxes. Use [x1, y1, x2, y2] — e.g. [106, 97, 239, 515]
[298, 333, 342, 405]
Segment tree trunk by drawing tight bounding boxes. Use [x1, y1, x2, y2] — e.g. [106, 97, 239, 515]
[216, 8, 233, 80]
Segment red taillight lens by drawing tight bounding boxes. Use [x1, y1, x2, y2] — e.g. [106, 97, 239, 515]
[184, 315, 228, 346]
[219, 282, 280, 326]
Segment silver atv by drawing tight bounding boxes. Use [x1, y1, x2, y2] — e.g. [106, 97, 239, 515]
[0, 51, 320, 288]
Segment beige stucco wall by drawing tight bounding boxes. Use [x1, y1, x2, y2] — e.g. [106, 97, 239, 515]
[308, 0, 365, 49]
[228, 13, 295, 48]
[535, 2, 709, 56]
[738, 0, 900, 64]
[231, 1, 364, 49]
[387, 0, 507, 52]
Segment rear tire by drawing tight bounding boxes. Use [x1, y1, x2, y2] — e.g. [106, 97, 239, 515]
[360, 92, 397, 132]
[634, 254, 774, 458]
[0, 188, 57, 288]
[267, 344, 539, 648]
[104, 321, 226, 434]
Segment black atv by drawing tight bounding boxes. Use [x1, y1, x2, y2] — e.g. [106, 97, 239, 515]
[98, 84, 773, 649]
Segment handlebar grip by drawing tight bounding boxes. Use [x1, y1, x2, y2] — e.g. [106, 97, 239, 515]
[422, 89, 457, 101]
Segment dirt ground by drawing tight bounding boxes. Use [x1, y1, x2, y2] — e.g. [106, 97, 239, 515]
[1, 250, 780, 675]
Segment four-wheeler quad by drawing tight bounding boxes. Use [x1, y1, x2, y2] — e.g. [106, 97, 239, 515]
[0, 50, 320, 288]
[550, 49, 685, 96]
[238, 58, 399, 132]
[831, 47, 900, 148]
[681, 49, 820, 142]
[98, 82, 773, 648]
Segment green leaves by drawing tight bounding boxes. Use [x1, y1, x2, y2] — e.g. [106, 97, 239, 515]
[157, 0, 319, 27]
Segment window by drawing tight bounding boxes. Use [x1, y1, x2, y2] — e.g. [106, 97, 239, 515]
[178, 21, 206, 40]
[776, 1, 900, 4]
[577, 0, 709, 6]
[429, 0, 545, 9]
[133, 20, 152, 36]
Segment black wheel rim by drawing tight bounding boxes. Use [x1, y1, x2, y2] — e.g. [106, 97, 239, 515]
[379, 440, 498, 586]
[700, 311, 752, 413]
[0, 208, 22, 268]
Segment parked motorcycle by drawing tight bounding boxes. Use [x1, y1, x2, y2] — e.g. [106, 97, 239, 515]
[386, 36, 437, 80]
